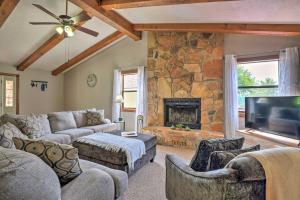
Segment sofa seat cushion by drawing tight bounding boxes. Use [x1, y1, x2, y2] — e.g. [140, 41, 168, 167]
[79, 159, 128, 199]
[48, 112, 77, 132]
[0, 147, 61, 200]
[40, 133, 72, 144]
[55, 128, 94, 142]
[82, 123, 117, 133]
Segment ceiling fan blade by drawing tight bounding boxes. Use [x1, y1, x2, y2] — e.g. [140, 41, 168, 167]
[71, 12, 92, 23]
[32, 4, 61, 21]
[29, 22, 61, 25]
[75, 25, 99, 37]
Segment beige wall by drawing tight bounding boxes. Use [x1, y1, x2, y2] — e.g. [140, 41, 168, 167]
[64, 33, 148, 131]
[0, 65, 64, 114]
[225, 34, 300, 55]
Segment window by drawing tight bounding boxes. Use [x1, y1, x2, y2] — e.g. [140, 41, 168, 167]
[122, 70, 138, 112]
[238, 57, 279, 110]
[5, 80, 14, 107]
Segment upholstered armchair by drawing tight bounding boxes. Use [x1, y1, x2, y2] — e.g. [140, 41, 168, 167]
[165, 138, 266, 200]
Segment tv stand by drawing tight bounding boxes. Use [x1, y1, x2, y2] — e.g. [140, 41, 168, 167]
[238, 129, 300, 148]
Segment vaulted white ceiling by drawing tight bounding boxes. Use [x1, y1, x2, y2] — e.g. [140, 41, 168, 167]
[0, 0, 300, 72]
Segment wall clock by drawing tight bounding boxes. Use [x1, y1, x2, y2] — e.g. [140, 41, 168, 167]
[87, 74, 97, 87]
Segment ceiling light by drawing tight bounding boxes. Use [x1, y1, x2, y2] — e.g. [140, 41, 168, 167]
[56, 26, 64, 35]
[64, 25, 74, 37]
[66, 30, 74, 37]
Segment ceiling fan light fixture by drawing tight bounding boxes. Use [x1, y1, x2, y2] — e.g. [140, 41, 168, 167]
[64, 25, 74, 37]
[56, 26, 64, 34]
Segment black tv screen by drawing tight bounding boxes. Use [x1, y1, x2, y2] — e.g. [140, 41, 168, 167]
[245, 96, 300, 140]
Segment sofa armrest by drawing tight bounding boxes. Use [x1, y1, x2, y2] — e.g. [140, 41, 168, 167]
[79, 159, 128, 199]
[61, 169, 115, 200]
[166, 154, 238, 200]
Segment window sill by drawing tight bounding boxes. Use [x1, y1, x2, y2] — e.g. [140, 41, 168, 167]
[122, 108, 136, 113]
[239, 110, 245, 118]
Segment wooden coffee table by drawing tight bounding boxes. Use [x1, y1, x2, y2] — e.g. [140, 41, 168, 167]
[73, 130, 157, 176]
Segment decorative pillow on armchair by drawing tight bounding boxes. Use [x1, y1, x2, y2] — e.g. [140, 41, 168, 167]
[207, 145, 261, 171]
[189, 137, 245, 172]
[86, 110, 105, 126]
[13, 137, 82, 184]
[0, 123, 28, 149]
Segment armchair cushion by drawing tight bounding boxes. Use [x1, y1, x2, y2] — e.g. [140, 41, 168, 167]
[189, 137, 245, 172]
[207, 145, 260, 171]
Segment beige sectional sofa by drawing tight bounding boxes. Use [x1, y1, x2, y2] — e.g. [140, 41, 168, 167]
[0, 109, 118, 144]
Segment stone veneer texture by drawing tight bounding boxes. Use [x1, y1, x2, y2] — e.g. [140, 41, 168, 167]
[147, 32, 224, 132]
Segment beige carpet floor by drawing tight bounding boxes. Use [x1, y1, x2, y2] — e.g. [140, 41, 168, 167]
[124, 145, 194, 200]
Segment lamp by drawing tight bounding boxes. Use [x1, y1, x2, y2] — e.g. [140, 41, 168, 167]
[115, 95, 124, 121]
[56, 25, 74, 37]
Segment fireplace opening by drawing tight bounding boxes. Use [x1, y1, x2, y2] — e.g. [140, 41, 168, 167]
[164, 98, 201, 129]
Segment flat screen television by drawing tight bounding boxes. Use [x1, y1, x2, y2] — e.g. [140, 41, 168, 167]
[245, 96, 300, 140]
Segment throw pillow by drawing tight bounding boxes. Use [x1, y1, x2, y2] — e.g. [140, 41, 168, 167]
[15, 115, 43, 139]
[207, 145, 261, 171]
[189, 137, 245, 172]
[48, 112, 77, 132]
[0, 123, 28, 149]
[86, 110, 105, 126]
[13, 137, 82, 184]
[35, 114, 52, 136]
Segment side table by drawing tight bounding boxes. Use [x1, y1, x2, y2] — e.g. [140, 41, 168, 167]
[114, 120, 125, 131]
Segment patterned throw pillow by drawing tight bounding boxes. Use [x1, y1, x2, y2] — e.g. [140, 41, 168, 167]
[207, 145, 261, 171]
[189, 137, 245, 172]
[15, 115, 43, 139]
[0, 123, 28, 149]
[86, 110, 105, 126]
[13, 137, 82, 184]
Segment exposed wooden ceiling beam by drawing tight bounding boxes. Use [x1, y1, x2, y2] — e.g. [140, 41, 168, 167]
[133, 23, 300, 37]
[101, 0, 236, 10]
[17, 12, 90, 71]
[0, 0, 20, 28]
[70, 0, 141, 41]
[52, 31, 124, 75]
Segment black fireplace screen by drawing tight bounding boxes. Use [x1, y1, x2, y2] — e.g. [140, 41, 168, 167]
[164, 98, 201, 129]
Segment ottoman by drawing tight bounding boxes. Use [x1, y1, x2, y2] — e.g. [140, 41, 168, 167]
[73, 131, 157, 176]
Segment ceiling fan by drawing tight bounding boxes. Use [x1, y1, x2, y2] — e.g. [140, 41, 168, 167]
[29, 0, 99, 38]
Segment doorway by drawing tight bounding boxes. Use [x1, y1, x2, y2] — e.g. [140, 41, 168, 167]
[0, 73, 19, 115]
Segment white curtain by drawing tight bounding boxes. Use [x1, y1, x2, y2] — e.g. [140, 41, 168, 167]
[112, 69, 121, 122]
[224, 55, 239, 139]
[136, 66, 147, 130]
[279, 47, 300, 96]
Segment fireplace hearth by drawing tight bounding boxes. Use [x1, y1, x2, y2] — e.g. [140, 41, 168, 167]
[164, 98, 201, 129]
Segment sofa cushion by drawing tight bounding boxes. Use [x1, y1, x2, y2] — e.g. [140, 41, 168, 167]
[207, 145, 260, 171]
[82, 123, 117, 133]
[79, 159, 128, 199]
[13, 138, 82, 184]
[72, 108, 97, 128]
[15, 115, 43, 139]
[40, 133, 72, 144]
[0, 123, 28, 149]
[0, 113, 25, 127]
[35, 114, 52, 135]
[0, 147, 61, 200]
[190, 137, 245, 172]
[55, 128, 94, 142]
[48, 112, 77, 132]
[86, 110, 105, 126]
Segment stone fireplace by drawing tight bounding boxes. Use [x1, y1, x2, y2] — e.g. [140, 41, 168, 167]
[164, 98, 201, 129]
[145, 32, 224, 149]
